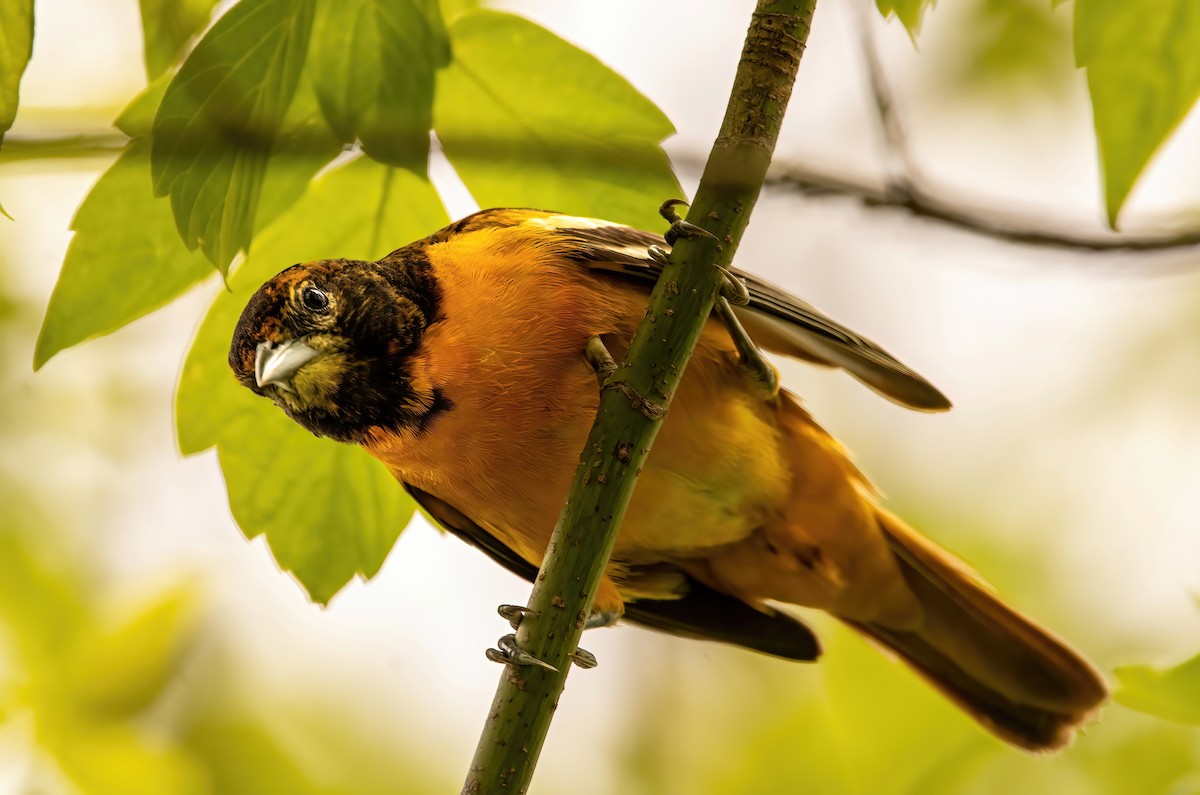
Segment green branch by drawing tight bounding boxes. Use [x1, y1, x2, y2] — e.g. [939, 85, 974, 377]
[462, 2, 817, 792]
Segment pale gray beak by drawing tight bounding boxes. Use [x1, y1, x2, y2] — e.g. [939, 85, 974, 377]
[255, 338, 319, 392]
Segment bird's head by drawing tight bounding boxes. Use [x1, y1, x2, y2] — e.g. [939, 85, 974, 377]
[229, 254, 446, 442]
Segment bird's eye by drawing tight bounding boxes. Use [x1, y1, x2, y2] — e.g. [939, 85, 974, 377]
[302, 286, 330, 313]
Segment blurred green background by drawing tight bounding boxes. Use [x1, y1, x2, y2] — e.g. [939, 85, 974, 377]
[3, 0, 1200, 792]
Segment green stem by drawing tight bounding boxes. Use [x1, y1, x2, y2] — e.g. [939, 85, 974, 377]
[462, 2, 817, 793]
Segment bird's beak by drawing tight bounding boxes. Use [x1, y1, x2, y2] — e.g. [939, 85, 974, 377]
[255, 338, 319, 393]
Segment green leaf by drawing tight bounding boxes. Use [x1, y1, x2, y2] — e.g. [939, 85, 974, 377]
[1075, 0, 1200, 226]
[138, 0, 220, 78]
[151, 0, 316, 273]
[1115, 653, 1200, 725]
[0, 0, 34, 145]
[310, 0, 449, 168]
[114, 74, 172, 138]
[434, 10, 682, 230]
[126, 70, 339, 220]
[438, 0, 478, 24]
[253, 71, 345, 231]
[34, 140, 214, 370]
[217, 400, 414, 603]
[37, 69, 341, 370]
[876, 0, 933, 36]
[176, 156, 448, 602]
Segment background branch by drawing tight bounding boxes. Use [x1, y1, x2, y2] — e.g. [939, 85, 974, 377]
[763, 163, 1200, 253]
[8, 130, 1200, 255]
[461, 1, 817, 793]
[852, 0, 917, 184]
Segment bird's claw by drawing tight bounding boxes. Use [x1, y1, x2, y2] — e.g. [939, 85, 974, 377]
[484, 633, 597, 671]
[714, 298, 780, 398]
[584, 610, 622, 630]
[717, 266, 750, 306]
[647, 244, 672, 265]
[486, 634, 559, 672]
[584, 337, 617, 386]
[659, 199, 717, 247]
[497, 603, 537, 630]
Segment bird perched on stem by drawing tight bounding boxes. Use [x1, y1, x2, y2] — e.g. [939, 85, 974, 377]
[230, 207, 1107, 751]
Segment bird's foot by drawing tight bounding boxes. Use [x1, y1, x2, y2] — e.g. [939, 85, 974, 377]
[654, 200, 775, 398]
[584, 336, 617, 387]
[497, 603, 536, 630]
[716, 265, 750, 306]
[715, 298, 779, 398]
[651, 203, 747, 307]
[490, 605, 601, 669]
[659, 199, 717, 247]
[584, 610, 622, 630]
[486, 634, 558, 672]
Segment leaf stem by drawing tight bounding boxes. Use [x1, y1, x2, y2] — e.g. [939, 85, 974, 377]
[461, 2, 818, 793]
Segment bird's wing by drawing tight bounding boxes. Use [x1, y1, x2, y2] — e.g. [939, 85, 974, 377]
[521, 214, 951, 412]
[402, 482, 822, 662]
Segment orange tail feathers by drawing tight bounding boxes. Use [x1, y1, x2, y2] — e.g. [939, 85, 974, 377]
[842, 510, 1108, 750]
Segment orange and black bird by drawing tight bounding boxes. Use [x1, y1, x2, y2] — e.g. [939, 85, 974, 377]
[229, 208, 1107, 750]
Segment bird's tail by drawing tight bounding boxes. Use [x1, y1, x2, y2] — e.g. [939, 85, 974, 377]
[842, 509, 1108, 751]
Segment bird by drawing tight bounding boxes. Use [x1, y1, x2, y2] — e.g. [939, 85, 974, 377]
[229, 207, 1107, 751]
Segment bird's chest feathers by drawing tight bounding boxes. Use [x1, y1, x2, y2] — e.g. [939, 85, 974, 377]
[359, 255, 785, 563]
[361, 302, 601, 546]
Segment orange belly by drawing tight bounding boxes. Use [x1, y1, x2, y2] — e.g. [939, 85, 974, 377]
[361, 235, 791, 594]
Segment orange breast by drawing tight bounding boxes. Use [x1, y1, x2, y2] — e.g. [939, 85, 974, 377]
[363, 226, 790, 572]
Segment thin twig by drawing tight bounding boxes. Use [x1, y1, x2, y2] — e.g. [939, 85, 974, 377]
[852, 0, 918, 184]
[461, 2, 819, 793]
[765, 163, 1200, 253]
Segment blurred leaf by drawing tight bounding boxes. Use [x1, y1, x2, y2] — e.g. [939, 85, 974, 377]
[184, 695, 445, 794]
[186, 715, 335, 794]
[115, 74, 172, 138]
[0, 512, 205, 795]
[49, 720, 207, 795]
[434, 10, 681, 230]
[876, 0, 933, 36]
[34, 140, 214, 370]
[1075, 0, 1200, 226]
[700, 624, 1003, 795]
[1115, 653, 1200, 725]
[711, 625, 996, 795]
[0, 496, 451, 792]
[0, 525, 88, 665]
[311, 0, 449, 168]
[438, 0, 478, 23]
[930, 0, 1073, 99]
[1063, 719, 1200, 795]
[176, 156, 447, 602]
[0, 0, 34, 146]
[65, 584, 199, 718]
[138, 0, 219, 78]
[151, 0, 316, 273]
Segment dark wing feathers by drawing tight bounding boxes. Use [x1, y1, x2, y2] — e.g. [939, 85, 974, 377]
[403, 483, 822, 662]
[551, 220, 952, 412]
